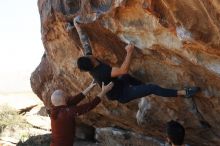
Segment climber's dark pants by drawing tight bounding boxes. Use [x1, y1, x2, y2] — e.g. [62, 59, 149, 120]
[115, 75, 178, 103]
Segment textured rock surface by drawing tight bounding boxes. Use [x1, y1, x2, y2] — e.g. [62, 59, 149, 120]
[96, 127, 164, 146]
[31, 0, 220, 145]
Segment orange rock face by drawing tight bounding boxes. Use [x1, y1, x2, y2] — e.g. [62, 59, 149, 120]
[31, 0, 220, 145]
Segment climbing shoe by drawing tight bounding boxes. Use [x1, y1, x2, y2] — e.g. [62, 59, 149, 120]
[184, 87, 200, 98]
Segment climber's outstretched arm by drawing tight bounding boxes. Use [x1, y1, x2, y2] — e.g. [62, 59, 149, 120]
[111, 43, 134, 77]
[74, 17, 93, 56]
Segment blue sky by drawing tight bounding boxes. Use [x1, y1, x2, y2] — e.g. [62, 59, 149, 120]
[0, 0, 44, 93]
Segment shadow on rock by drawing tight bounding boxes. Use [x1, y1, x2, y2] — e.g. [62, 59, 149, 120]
[17, 134, 50, 146]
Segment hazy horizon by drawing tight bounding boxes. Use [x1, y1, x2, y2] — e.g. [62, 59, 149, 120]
[0, 0, 44, 93]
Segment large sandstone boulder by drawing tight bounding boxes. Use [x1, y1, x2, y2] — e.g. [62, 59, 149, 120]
[31, 0, 220, 145]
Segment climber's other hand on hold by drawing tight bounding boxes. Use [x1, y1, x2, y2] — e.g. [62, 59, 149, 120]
[125, 43, 135, 54]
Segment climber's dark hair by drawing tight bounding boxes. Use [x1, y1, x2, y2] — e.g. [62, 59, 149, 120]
[166, 120, 185, 145]
[77, 56, 94, 71]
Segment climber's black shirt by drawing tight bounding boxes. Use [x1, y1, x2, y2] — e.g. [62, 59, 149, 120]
[89, 61, 125, 100]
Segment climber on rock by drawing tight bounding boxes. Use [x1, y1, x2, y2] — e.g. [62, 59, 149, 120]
[49, 81, 114, 146]
[72, 16, 200, 104]
[166, 120, 188, 146]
